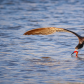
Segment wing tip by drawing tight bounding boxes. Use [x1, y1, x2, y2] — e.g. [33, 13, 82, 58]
[23, 32, 32, 35]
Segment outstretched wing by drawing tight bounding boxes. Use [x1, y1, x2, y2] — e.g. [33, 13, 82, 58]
[23, 27, 81, 39]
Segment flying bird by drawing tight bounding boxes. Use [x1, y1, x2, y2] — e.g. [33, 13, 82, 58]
[24, 27, 84, 57]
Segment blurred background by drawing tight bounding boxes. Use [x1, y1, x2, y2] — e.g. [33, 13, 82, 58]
[0, 0, 84, 84]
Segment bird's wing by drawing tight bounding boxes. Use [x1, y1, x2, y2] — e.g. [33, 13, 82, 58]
[24, 27, 81, 38]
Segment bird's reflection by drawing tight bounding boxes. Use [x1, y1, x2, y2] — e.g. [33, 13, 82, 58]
[77, 54, 84, 60]
[72, 54, 84, 60]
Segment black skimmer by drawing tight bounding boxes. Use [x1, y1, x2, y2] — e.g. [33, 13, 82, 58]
[24, 27, 84, 57]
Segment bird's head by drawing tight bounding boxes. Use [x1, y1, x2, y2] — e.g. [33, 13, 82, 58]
[71, 50, 78, 57]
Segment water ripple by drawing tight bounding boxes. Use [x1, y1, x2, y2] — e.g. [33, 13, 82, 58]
[0, 0, 84, 84]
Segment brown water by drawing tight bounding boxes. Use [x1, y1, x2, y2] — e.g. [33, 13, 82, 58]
[0, 0, 84, 84]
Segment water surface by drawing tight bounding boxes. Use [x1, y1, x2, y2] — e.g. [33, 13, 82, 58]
[0, 0, 84, 84]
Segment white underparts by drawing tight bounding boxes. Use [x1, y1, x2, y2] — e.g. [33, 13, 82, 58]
[75, 49, 78, 51]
